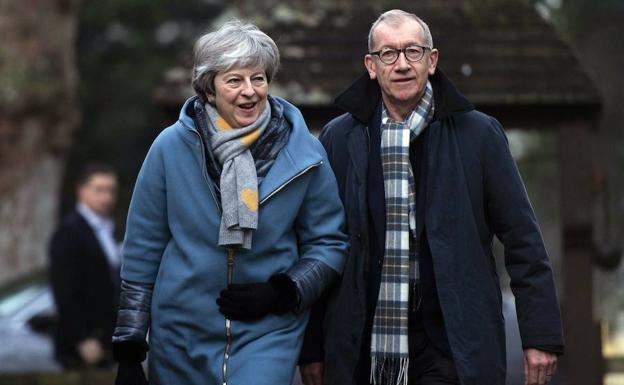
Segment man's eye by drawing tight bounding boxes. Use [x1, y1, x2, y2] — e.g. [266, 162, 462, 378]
[380, 49, 397, 59]
[406, 47, 423, 55]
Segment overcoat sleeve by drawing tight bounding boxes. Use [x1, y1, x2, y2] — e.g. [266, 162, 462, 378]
[49, 224, 89, 346]
[294, 141, 348, 274]
[121, 135, 171, 284]
[482, 117, 564, 350]
[298, 123, 345, 364]
[113, 134, 171, 345]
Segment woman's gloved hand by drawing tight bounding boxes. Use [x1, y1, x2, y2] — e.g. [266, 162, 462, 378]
[217, 274, 298, 321]
[113, 341, 148, 385]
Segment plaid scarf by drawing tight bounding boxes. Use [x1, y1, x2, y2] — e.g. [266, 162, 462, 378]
[371, 81, 434, 385]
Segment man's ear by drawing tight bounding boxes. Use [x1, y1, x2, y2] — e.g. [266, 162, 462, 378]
[428, 49, 439, 75]
[364, 55, 377, 80]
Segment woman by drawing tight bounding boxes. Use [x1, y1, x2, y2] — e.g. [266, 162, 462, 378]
[112, 20, 348, 385]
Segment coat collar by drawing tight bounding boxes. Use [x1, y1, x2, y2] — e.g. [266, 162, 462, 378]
[176, 95, 323, 204]
[257, 96, 324, 203]
[334, 67, 474, 125]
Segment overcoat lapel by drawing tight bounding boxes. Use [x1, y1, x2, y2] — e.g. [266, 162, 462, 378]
[366, 105, 386, 256]
[346, 126, 368, 185]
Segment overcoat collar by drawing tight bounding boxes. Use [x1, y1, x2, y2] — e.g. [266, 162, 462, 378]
[339, 68, 475, 260]
[334, 67, 474, 125]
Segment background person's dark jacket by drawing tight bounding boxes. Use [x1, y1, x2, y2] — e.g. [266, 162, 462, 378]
[300, 69, 564, 385]
[48, 210, 119, 367]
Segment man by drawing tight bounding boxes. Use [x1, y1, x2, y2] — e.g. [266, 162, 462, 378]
[48, 163, 121, 368]
[299, 9, 563, 385]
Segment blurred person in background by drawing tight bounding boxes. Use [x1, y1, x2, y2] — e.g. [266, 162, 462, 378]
[48, 163, 120, 369]
[111, 20, 347, 385]
[299, 9, 564, 385]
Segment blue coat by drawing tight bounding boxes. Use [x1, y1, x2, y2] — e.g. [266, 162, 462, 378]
[121, 96, 348, 385]
[314, 70, 564, 385]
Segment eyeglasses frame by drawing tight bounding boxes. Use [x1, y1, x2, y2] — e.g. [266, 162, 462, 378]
[368, 44, 432, 65]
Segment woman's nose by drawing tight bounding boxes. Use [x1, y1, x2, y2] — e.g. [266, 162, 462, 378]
[240, 79, 255, 97]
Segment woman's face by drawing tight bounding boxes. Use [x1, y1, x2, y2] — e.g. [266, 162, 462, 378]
[207, 66, 269, 128]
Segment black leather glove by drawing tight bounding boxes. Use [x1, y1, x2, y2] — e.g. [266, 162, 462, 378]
[116, 361, 148, 385]
[113, 341, 148, 385]
[216, 274, 298, 321]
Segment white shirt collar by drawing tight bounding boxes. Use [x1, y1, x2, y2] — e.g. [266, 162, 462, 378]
[76, 203, 113, 231]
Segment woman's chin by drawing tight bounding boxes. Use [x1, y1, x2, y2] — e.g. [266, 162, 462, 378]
[234, 116, 258, 127]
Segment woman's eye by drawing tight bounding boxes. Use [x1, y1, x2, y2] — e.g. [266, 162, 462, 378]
[252, 76, 265, 83]
[226, 78, 241, 85]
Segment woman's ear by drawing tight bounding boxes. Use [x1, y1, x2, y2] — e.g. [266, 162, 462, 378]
[205, 92, 215, 104]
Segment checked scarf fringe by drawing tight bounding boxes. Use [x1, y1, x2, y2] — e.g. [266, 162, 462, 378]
[371, 81, 434, 385]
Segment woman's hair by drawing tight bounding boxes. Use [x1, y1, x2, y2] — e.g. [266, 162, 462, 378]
[192, 19, 280, 100]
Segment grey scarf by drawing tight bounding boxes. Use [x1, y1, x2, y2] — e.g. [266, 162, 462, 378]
[204, 101, 271, 250]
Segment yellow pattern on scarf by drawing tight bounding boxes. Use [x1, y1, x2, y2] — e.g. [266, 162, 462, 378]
[215, 115, 260, 212]
[215, 116, 232, 131]
[241, 187, 259, 212]
[216, 115, 261, 146]
[241, 130, 261, 146]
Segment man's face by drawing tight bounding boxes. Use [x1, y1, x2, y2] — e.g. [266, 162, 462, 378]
[77, 173, 118, 217]
[364, 19, 438, 114]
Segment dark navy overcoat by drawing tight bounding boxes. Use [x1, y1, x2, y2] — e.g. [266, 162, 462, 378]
[317, 70, 564, 385]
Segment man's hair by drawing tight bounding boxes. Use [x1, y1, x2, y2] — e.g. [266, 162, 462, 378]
[76, 163, 116, 187]
[368, 9, 434, 52]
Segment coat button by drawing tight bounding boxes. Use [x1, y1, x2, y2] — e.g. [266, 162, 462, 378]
[356, 233, 361, 240]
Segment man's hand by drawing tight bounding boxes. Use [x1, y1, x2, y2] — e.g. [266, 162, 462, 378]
[523, 348, 557, 385]
[77, 338, 104, 365]
[300, 362, 324, 385]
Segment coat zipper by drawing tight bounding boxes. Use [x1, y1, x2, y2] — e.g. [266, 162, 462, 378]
[187, 123, 321, 383]
[222, 248, 235, 385]
[258, 161, 322, 206]
[186, 125, 231, 383]
[220, 163, 321, 382]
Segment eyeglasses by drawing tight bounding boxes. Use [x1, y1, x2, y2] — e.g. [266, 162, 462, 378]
[369, 44, 431, 65]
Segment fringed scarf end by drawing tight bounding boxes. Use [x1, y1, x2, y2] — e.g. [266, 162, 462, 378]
[370, 356, 409, 385]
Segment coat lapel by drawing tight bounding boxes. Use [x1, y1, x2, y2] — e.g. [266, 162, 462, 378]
[346, 126, 368, 185]
[366, 105, 386, 255]
[258, 97, 323, 203]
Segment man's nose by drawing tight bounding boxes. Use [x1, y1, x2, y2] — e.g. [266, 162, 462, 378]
[395, 51, 411, 70]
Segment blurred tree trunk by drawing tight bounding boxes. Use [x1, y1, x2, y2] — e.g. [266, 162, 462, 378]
[548, 0, 624, 383]
[0, 0, 79, 285]
[555, 0, 624, 238]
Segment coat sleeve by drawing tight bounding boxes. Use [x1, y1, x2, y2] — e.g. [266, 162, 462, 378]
[481, 117, 564, 350]
[48, 224, 89, 348]
[114, 134, 171, 344]
[294, 141, 348, 274]
[298, 124, 346, 364]
[121, 134, 171, 284]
